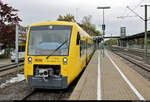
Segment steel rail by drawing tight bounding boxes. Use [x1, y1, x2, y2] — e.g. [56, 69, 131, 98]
[0, 62, 24, 72]
[109, 47, 150, 72]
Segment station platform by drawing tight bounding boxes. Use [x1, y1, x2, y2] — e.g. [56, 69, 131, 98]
[69, 49, 150, 100]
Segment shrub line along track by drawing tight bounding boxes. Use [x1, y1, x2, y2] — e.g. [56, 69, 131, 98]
[109, 46, 150, 72]
[0, 62, 24, 72]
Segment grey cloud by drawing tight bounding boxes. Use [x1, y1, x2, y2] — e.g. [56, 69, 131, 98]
[3, 0, 150, 36]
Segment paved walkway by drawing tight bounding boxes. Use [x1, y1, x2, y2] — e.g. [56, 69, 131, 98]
[101, 51, 138, 100]
[69, 49, 150, 100]
[69, 51, 98, 100]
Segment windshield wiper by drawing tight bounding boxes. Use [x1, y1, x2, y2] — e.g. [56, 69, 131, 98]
[46, 40, 68, 59]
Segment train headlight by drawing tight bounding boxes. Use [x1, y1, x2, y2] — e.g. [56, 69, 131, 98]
[63, 58, 67, 64]
[28, 57, 32, 64]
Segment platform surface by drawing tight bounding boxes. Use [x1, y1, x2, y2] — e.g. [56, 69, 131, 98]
[69, 49, 150, 100]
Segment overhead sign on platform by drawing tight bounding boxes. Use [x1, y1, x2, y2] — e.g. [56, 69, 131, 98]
[120, 27, 126, 38]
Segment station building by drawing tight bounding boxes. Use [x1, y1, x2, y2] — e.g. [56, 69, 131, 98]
[118, 31, 150, 49]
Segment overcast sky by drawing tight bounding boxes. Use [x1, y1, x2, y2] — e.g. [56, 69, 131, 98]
[3, 0, 150, 37]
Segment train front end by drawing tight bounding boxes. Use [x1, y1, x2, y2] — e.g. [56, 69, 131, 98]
[24, 22, 73, 89]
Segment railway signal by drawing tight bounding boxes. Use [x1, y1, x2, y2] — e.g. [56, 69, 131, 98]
[102, 24, 105, 31]
[97, 6, 111, 56]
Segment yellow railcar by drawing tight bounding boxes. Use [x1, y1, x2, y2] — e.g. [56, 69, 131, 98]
[24, 21, 95, 89]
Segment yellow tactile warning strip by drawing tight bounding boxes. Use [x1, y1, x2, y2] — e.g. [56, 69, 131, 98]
[107, 50, 150, 100]
[100, 50, 138, 100]
[69, 51, 98, 100]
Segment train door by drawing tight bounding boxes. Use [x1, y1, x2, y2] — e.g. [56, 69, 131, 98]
[86, 38, 88, 66]
[77, 32, 81, 57]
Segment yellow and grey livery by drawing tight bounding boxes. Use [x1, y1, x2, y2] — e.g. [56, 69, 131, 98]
[24, 21, 95, 89]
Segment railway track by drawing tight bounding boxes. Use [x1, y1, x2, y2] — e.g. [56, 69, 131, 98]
[21, 63, 87, 100]
[22, 89, 37, 100]
[109, 46, 150, 72]
[8, 52, 95, 100]
[21, 69, 84, 100]
[0, 62, 24, 72]
[22, 89, 66, 100]
[21, 72, 83, 100]
[111, 46, 150, 60]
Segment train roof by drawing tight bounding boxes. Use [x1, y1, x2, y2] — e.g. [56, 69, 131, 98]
[30, 21, 92, 38]
[75, 24, 91, 38]
[30, 21, 76, 27]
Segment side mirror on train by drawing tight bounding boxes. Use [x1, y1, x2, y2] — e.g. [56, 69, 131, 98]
[77, 32, 80, 45]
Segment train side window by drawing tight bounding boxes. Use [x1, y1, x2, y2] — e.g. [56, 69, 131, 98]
[80, 40, 86, 57]
[76, 32, 80, 45]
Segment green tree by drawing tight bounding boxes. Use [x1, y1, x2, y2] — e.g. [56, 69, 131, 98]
[57, 14, 102, 36]
[93, 30, 101, 36]
[105, 39, 118, 46]
[147, 39, 150, 48]
[57, 14, 75, 22]
[82, 15, 93, 33]
[0, 1, 21, 56]
[81, 15, 101, 36]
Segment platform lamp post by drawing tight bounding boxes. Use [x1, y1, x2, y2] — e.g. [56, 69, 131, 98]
[126, 5, 150, 62]
[141, 5, 150, 62]
[97, 6, 111, 56]
[111, 33, 112, 50]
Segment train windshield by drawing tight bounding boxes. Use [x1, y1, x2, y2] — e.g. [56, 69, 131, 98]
[28, 25, 72, 56]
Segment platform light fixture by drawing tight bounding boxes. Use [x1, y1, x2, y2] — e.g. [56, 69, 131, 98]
[97, 7, 111, 9]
